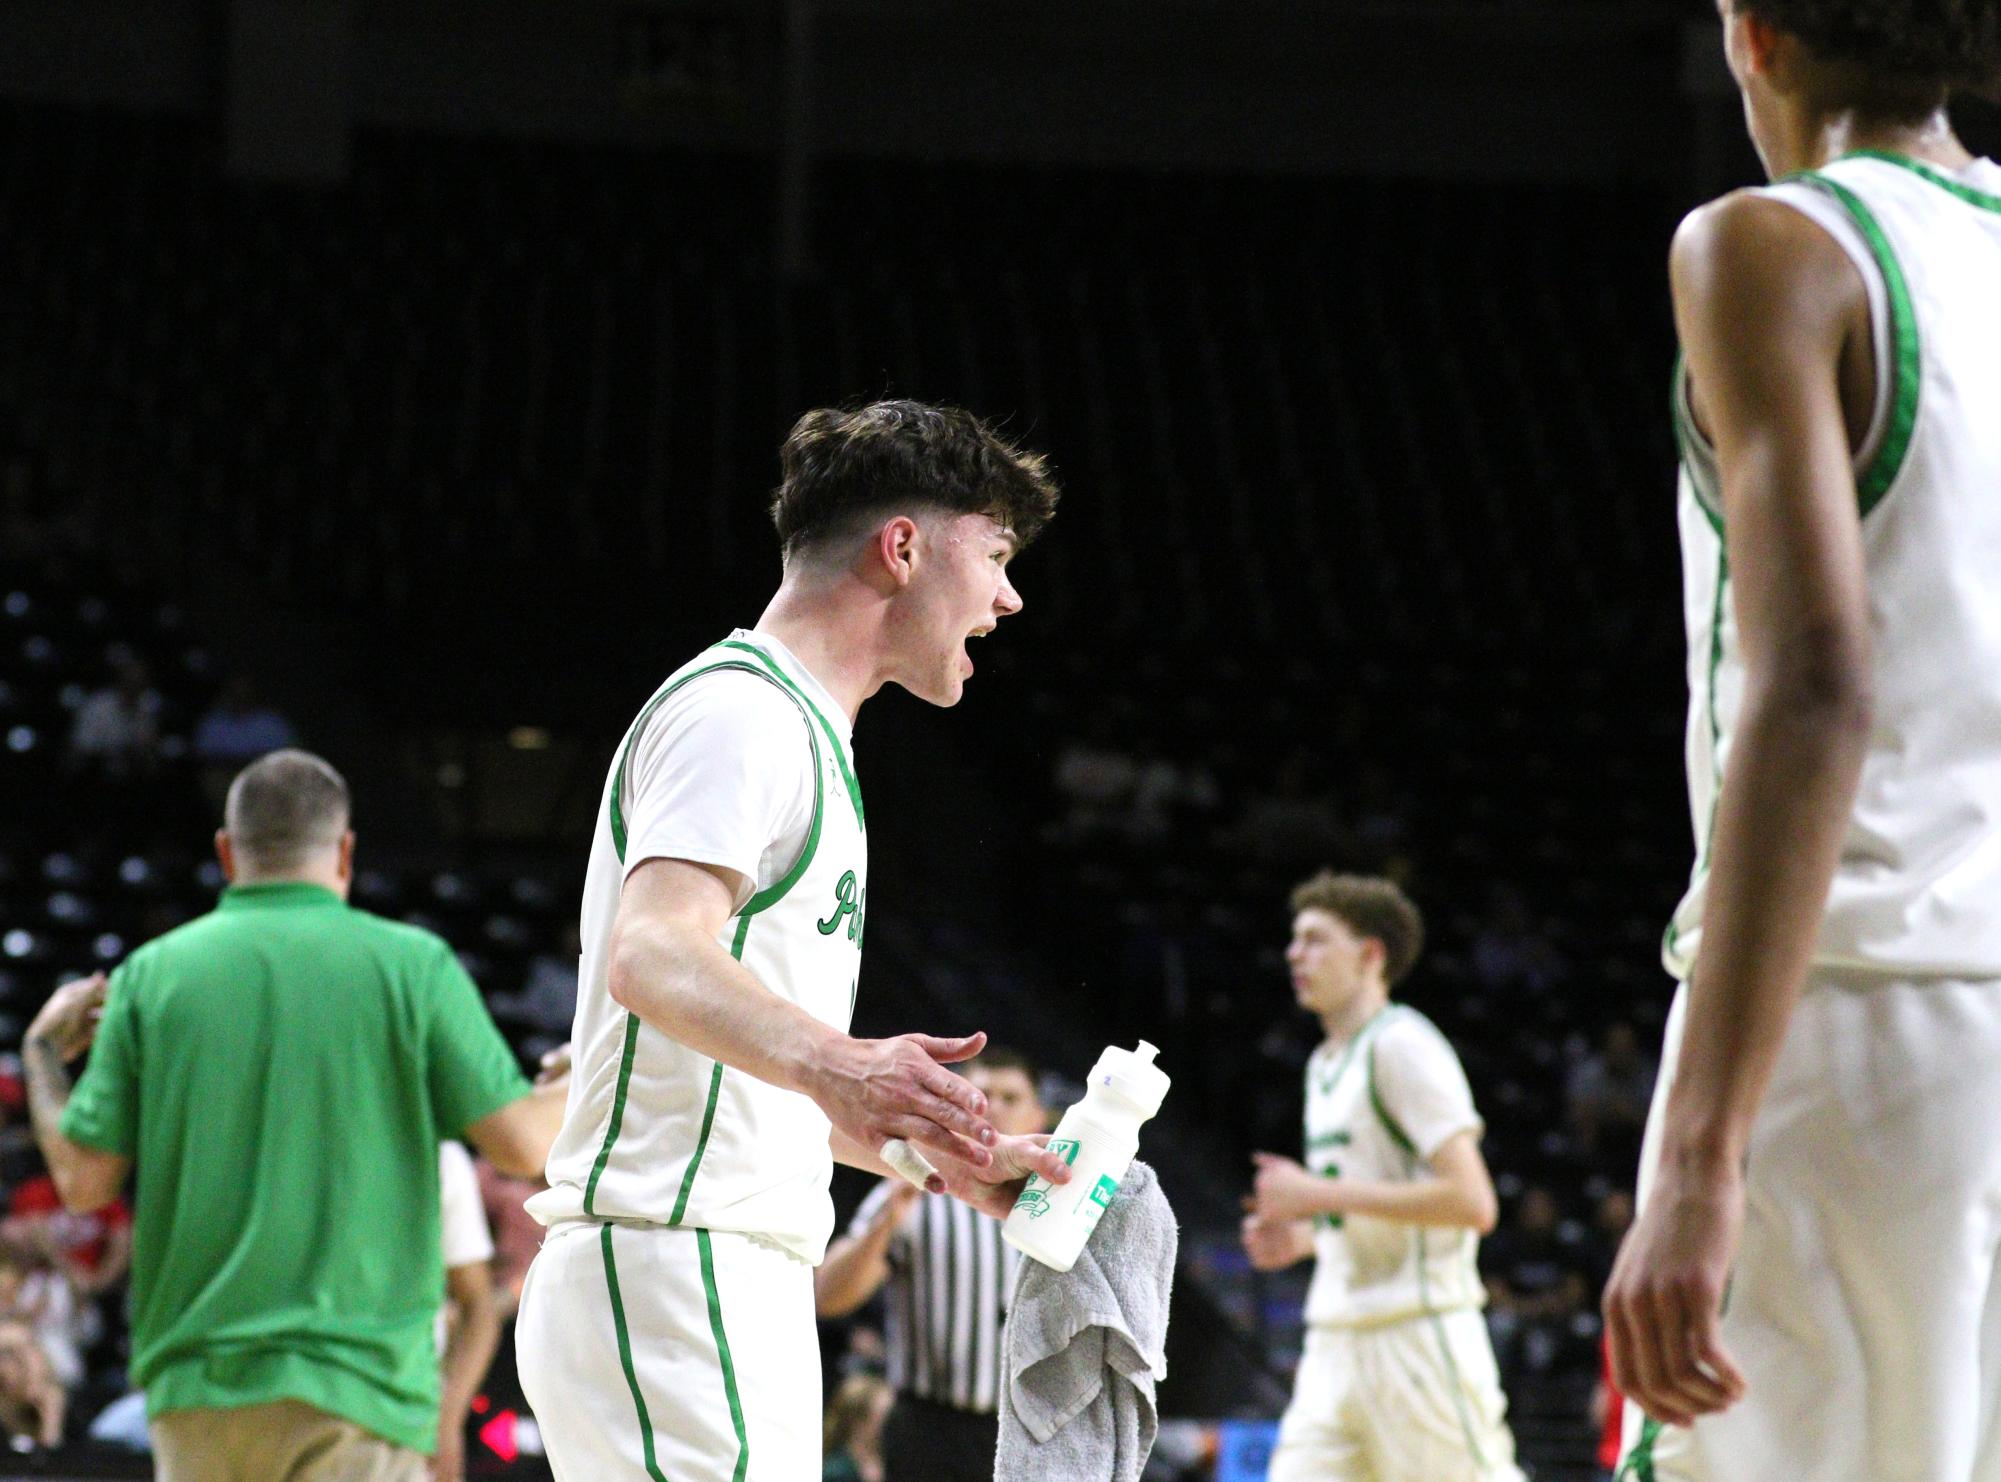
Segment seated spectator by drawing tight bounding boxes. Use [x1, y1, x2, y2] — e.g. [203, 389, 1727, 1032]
[68, 655, 161, 780]
[1485, 1186, 1587, 1321]
[821, 1373, 891, 1482]
[0, 1320, 62, 1451]
[1222, 748, 1353, 865]
[486, 921, 581, 1037]
[6, 1169, 133, 1305]
[194, 675, 298, 810]
[1565, 1023, 1656, 1157]
[0, 1243, 82, 1393]
[1051, 736, 1140, 843]
[1469, 887, 1569, 993]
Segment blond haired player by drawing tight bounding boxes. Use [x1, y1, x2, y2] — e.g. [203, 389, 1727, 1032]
[515, 401, 1071, 1481]
[1243, 871, 1524, 1482]
[1602, 1, 2001, 1477]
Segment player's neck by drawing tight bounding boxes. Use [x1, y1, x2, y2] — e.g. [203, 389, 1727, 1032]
[1319, 989, 1389, 1047]
[754, 582, 884, 723]
[1777, 102, 1971, 177]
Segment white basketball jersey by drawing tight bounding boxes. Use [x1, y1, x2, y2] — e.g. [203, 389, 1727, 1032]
[1300, 1006, 1487, 1328]
[530, 631, 868, 1262]
[1665, 154, 2001, 981]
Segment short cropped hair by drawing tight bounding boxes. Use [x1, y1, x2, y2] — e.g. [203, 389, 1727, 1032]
[769, 400, 1061, 559]
[1738, 0, 2001, 98]
[224, 750, 351, 872]
[968, 1045, 1038, 1080]
[1288, 871, 1425, 988]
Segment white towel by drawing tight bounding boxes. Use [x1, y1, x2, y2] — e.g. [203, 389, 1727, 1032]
[995, 1160, 1178, 1482]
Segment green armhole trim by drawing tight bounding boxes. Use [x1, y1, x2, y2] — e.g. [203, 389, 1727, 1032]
[1798, 172, 1922, 518]
[610, 658, 783, 861]
[1669, 353, 1724, 537]
[1839, 149, 2001, 215]
[1662, 537, 1730, 966]
[1617, 1415, 1662, 1482]
[596, 650, 827, 1222]
[698, 1229, 751, 1482]
[719, 639, 866, 829]
[600, 1225, 670, 1482]
[1365, 1030, 1418, 1160]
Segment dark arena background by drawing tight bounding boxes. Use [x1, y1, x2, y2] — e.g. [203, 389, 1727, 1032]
[1, 3, 1996, 1478]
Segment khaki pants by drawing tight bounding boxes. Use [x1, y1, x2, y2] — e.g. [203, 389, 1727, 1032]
[153, 1399, 427, 1482]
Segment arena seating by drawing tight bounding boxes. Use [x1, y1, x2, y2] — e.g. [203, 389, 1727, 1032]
[0, 99, 1708, 1475]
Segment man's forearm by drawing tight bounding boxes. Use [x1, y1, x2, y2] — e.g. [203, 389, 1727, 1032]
[1326, 1176, 1493, 1231]
[23, 1036, 96, 1206]
[610, 915, 838, 1097]
[815, 1217, 900, 1317]
[1669, 676, 1870, 1167]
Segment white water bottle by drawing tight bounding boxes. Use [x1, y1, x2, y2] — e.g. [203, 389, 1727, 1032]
[1003, 1040, 1171, 1272]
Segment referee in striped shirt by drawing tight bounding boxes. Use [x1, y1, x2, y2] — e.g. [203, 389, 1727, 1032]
[816, 1049, 1049, 1480]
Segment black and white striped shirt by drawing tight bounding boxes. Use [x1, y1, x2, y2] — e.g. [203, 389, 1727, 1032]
[850, 1183, 1024, 1414]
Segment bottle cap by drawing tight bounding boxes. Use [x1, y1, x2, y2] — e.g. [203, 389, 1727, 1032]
[1088, 1040, 1172, 1118]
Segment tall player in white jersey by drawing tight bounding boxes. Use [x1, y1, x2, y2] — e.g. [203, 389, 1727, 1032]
[1242, 872, 1523, 1482]
[1602, 3, 2001, 1478]
[514, 401, 1072, 1481]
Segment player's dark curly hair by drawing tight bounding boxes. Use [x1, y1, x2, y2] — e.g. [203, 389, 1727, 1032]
[1737, 0, 2001, 99]
[770, 400, 1061, 559]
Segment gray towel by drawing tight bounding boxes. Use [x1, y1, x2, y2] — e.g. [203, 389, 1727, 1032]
[995, 1160, 1178, 1482]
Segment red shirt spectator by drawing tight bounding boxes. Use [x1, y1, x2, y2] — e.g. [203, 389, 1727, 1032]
[7, 1176, 133, 1294]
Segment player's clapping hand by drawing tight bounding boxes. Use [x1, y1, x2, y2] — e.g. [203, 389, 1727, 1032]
[812, 1030, 1001, 1178]
[1247, 1151, 1332, 1222]
[1602, 1157, 1749, 1428]
[1240, 1213, 1313, 1271]
[26, 973, 108, 1061]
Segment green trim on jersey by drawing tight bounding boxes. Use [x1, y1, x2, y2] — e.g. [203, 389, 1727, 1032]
[1415, 1228, 1489, 1471]
[1366, 1031, 1419, 1160]
[1617, 1416, 1662, 1481]
[591, 648, 829, 1223]
[698, 1229, 752, 1482]
[1309, 1005, 1390, 1098]
[1841, 149, 2001, 215]
[600, 1225, 671, 1482]
[1382, 1070, 1487, 1472]
[1669, 354, 1725, 536]
[611, 659, 784, 862]
[583, 1016, 645, 1217]
[1663, 540, 1731, 968]
[1800, 172, 1922, 517]
[719, 639, 866, 830]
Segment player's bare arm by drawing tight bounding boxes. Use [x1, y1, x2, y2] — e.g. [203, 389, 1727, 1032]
[609, 854, 1021, 1174]
[1238, 1212, 1314, 1272]
[21, 973, 131, 1214]
[1605, 191, 1874, 1430]
[1247, 1131, 1499, 1233]
[463, 1060, 571, 1180]
[814, 1178, 921, 1317]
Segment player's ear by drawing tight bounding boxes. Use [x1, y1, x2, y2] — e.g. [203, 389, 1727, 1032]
[1737, 7, 1783, 78]
[874, 516, 921, 588]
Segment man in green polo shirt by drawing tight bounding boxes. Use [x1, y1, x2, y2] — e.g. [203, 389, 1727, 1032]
[22, 749, 563, 1481]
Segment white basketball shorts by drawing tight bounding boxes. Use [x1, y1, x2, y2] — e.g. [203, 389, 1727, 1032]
[517, 1220, 819, 1481]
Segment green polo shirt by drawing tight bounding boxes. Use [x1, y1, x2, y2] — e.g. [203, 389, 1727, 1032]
[60, 882, 532, 1453]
